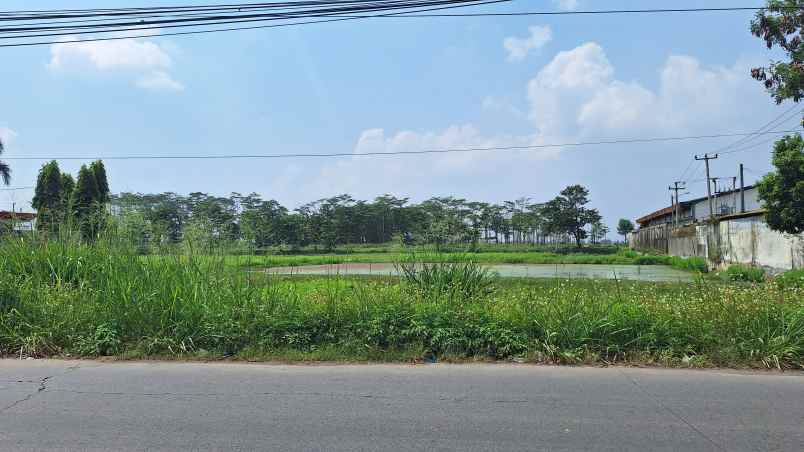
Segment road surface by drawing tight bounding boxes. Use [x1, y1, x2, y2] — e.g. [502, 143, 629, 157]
[1, 360, 802, 451]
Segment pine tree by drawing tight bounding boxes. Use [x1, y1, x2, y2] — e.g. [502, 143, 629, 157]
[72, 165, 101, 240]
[32, 161, 64, 232]
[90, 160, 110, 204]
[60, 173, 75, 214]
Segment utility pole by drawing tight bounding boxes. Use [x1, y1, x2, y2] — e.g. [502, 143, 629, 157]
[711, 177, 721, 216]
[695, 153, 718, 220]
[731, 176, 737, 215]
[668, 181, 685, 227]
[739, 163, 745, 213]
[670, 192, 675, 225]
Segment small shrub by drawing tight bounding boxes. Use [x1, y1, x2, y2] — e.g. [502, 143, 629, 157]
[396, 259, 496, 301]
[77, 323, 122, 356]
[775, 269, 804, 289]
[669, 256, 708, 273]
[722, 264, 765, 283]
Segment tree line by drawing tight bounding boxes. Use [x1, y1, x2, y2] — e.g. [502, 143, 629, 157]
[31, 160, 110, 239]
[108, 185, 610, 251]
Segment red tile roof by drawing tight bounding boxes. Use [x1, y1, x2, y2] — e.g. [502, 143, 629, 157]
[635, 205, 674, 226]
[0, 211, 36, 221]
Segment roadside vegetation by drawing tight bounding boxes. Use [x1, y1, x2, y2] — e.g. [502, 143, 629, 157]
[1, 237, 801, 369]
[720, 265, 767, 283]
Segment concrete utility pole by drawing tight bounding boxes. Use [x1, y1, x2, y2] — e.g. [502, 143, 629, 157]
[695, 153, 718, 220]
[668, 181, 685, 227]
[711, 177, 722, 215]
[739, 163, 745, 213]
[731, 176, 737, 214]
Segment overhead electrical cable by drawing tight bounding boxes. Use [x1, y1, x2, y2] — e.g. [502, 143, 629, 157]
[1, 3, 803, 48]
[678, 104, 803, 183]
[0, 0, 507, 47]
[2, 129, 799, 161]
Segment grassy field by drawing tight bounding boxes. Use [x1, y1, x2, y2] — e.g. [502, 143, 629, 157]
[247, 243, 624, 256]
[222, 249, 709, 273]
[1, 237, 802, 368]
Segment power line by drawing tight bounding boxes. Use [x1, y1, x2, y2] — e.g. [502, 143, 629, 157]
[0, 186, 34, 191]
[0, 3, 797, 48]
[0, 0, 496, 36]
[678, 104, 802, 182]
[0, 0, 505, 47]
[0, 3, 790, 20]
[3, 129, 799, 161]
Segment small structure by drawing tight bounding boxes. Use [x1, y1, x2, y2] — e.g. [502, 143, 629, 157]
[0, 210, 36, 233]
[629, 186, 803, 274]
[636, 185, 761, 228]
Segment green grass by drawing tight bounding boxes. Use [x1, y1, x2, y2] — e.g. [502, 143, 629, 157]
[251, 242, 623, 256]
[224, 249, 687, 269]
[720, 265, 766, 283]
[775, 269, 804, 289]
[1, 237, 802, 368]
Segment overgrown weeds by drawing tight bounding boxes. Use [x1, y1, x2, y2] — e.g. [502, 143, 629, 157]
[775, 268, 804, 289]
[1, 237, 802, 369]
[721, 264, 766, 283]
[396, 258, 497, 301]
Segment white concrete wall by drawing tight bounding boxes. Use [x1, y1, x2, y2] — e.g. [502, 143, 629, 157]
[644, 211, 804, 273]
[718, 217, 804, 273]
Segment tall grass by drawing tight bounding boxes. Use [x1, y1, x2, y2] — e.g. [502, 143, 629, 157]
[775, 269, 804, 289]
[396, 259, 497, 301]
[1, 237, 802, 368]
[721, 264, 766, 283]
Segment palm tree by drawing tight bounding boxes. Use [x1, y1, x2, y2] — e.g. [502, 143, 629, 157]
[0, 137, 10, 185]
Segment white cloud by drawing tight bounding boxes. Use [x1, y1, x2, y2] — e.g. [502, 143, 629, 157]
[503, 25, 552, 61]
[0, 127, 17, 146]
[553, 0, 579, 11]
[136, 71, 184, 91]
[48, 37, 171, 72]
[48, 33, 182, 91]
[282, 124, 550, 204]
[272, 41, 775, 212]
[526, 42, 769, 139]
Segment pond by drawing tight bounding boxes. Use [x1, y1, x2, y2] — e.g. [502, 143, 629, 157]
[263, 263, 695, 282]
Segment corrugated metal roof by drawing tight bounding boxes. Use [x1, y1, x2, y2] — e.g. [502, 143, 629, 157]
[635, 185, 758, 226]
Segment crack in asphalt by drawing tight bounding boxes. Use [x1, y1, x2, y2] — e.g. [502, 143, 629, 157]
[617, 368, 728, 452]
[41, 388, 539, 406]
[0, 363, 82, 414]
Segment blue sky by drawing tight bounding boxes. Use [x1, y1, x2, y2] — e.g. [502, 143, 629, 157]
[0, 0, 792, 232]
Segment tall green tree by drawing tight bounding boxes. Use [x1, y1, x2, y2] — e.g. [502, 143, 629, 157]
[590, 221, 609, 244]
[617, 218, 635, 242]
[72, 164, 101, 240]
[751, 1, 804, 109]
[32, 161, 64, 232]
[60, 173, 75, 213]
[758, 134, 804, 234]
[542, 185, 602, 248]
[0, 138, 10, 186]
[90, 160, 110, 203]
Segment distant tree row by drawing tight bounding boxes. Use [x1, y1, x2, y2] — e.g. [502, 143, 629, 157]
[32, 160, 110, 239]
[109, 184, 608, 251]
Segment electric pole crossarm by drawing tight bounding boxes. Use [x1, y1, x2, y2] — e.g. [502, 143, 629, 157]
[695, 153, 718, 220]
[668, 181, 686, 227]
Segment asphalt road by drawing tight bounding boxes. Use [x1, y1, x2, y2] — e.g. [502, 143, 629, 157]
[1, 360, 802, 451]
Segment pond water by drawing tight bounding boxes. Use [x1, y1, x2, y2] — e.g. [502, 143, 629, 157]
[264, 263, 694, 282]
